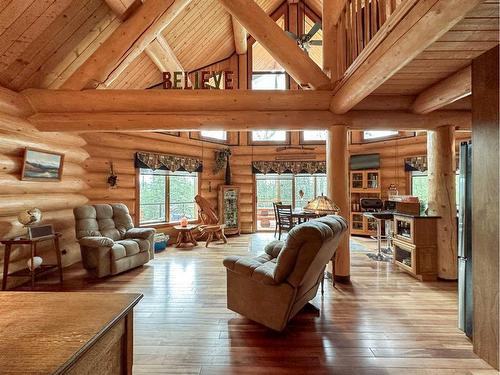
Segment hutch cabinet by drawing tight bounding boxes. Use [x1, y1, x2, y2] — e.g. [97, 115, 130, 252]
[392, 214, 439, 281]
[218, 185, 241, 235]
[350, 169, 381, 236]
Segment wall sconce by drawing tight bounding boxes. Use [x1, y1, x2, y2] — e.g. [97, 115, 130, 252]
[107, 161, 118, 188]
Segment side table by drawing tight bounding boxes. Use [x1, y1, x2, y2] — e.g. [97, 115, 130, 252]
[1, 233, 64, 290]
[174, 225, 198, 248]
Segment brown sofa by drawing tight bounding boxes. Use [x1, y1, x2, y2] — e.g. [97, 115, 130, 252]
[223, 215, 348, 331]
[73, 203, 155, 278]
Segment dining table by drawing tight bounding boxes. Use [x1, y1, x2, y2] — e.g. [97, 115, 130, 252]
[291, 210, 326, 224]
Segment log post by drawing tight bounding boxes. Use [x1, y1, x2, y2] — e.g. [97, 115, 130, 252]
[327, 125, 350, 282]
[427, 125, 457, 280]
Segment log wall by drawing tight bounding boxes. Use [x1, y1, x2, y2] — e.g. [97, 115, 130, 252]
[81, 132, 227, 240]
[0, 90, 89, 288]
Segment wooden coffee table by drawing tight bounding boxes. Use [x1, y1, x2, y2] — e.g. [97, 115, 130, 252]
[174, 224, 198, 248]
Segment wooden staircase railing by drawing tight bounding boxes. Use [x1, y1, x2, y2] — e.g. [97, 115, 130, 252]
[335, 0, 405, 79]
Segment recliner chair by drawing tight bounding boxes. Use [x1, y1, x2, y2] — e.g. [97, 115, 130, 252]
[223, 215, 348, 331]
[73, 203, 155, 278]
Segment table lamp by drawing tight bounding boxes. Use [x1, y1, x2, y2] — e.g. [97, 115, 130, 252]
[304, 195, 340, 215]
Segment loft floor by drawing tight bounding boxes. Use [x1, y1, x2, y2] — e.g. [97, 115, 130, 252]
[19, 234, 496, 375]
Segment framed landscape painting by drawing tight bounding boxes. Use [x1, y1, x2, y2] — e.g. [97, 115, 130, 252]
[21, 148, 64, 181]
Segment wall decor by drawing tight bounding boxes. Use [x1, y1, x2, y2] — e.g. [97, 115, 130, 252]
[21, 148, 64, 181]
[162, 71, 234, 90]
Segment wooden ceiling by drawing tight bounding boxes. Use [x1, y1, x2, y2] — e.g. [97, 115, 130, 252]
[374, 1, 499, 95]
[0, 0, 497, 96]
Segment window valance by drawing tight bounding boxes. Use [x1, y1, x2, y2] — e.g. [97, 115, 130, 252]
[252, 161, 326, 175]
[135, 151, 203, 173]
[404, 156, 427, 172]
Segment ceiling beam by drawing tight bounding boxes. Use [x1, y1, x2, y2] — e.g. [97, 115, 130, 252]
[412, 66, 471, 114]
[144, 35, 184, 72]
[104, 0, 142, 21]
[231, 16, 247, 55]
[330, 0, 482, 113]
[218, 0, 330, 90]
[61, 0, 191, 90]
[29, 110, 470, 132]
[21, 89, 334, 112]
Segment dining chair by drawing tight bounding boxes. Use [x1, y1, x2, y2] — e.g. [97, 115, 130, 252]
[272, 201, 282, 238]
[275, 204, 294, 240]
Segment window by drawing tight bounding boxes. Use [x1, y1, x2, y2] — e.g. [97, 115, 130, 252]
[301, 130, 327, 144]
[411, 170, 460, 211]
[255, 173, 327, 230]
[139, 169, 198, 225]
[363, 131, 399, 140]
[200, 131, 227, 141]
[252, 72, 287, 90]
[294, 174, 327, 209]
[251, 130, 289, 144]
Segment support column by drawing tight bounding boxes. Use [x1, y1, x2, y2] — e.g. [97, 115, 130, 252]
[427, 125, 457, 280]
[327, 125, 350, 281]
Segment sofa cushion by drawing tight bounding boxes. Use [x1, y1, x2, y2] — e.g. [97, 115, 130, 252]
[111, 243, 126, 260]
[116, 240, 141, 256]
[73, 205, 101, 239]
[112, 204, 134, 235]
[130, 238, 150, 252]
[223, 254, 277, 285]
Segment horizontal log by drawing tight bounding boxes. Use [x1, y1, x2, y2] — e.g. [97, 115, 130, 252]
[29, 110, 471, 132]
[0, 132, 89, 163]
[85, 187, 135, 201]
[0, 175, 89, 194]
[22, 89, 333, 112]
[0, 113, 86, 147]
[85, 173, 136, 188]
[83, 158, 136, 175]
[412, 66, 472, 114]
[0, 87, 34, 117]
[0, 194, 88, 217]
[88, 199, 136, 215]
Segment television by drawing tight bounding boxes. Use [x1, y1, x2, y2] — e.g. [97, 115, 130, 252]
[350, 154, 380, 170]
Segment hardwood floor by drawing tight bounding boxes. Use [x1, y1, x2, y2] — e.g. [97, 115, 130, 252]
[18, 234, 498, 374]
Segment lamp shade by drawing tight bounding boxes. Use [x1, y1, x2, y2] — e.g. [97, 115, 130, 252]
[304, 195, 340, 214]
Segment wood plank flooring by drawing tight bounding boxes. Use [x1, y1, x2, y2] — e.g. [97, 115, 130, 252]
[17, 234, 498, 375]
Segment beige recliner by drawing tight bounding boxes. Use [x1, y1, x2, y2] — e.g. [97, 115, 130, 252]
[223, 215, 348, 331]
[73, 203, 155, 278]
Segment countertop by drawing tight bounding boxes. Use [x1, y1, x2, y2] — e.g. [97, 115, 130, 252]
[0, 292, 142, 374]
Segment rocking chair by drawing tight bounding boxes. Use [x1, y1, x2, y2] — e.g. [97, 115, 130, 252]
[195, 195, 228, 247]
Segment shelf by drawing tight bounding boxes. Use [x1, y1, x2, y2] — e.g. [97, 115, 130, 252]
[8, 265, 58, 278]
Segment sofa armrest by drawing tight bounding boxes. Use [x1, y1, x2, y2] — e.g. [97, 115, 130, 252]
[78, 236, 114, 248]
[223, 255, 278, 285]
[124, 228, 155, 240]
[264, 240, 285, 258]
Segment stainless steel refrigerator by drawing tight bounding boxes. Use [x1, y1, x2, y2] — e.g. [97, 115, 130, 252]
[458, 141, 473, 338]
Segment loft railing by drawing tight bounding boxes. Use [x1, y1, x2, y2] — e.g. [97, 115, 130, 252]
[335, 0, 406, 78]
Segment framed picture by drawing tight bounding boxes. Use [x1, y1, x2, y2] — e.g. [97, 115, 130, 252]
[21, 148, 64, 181]
[27, 224, 54, 240]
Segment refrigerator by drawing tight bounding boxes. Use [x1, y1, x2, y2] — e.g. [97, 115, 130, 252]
[458, 141, 473, 338]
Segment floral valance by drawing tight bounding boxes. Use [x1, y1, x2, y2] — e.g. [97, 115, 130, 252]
[252, 161, 326, 175]
[404, 156, 427, 172]
[135, 151, 203, 173]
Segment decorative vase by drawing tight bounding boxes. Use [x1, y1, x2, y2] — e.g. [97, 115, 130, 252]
[225, 155, 231, 185]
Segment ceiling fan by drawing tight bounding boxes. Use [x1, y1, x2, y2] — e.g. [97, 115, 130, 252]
[285, 22, 322, 52]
